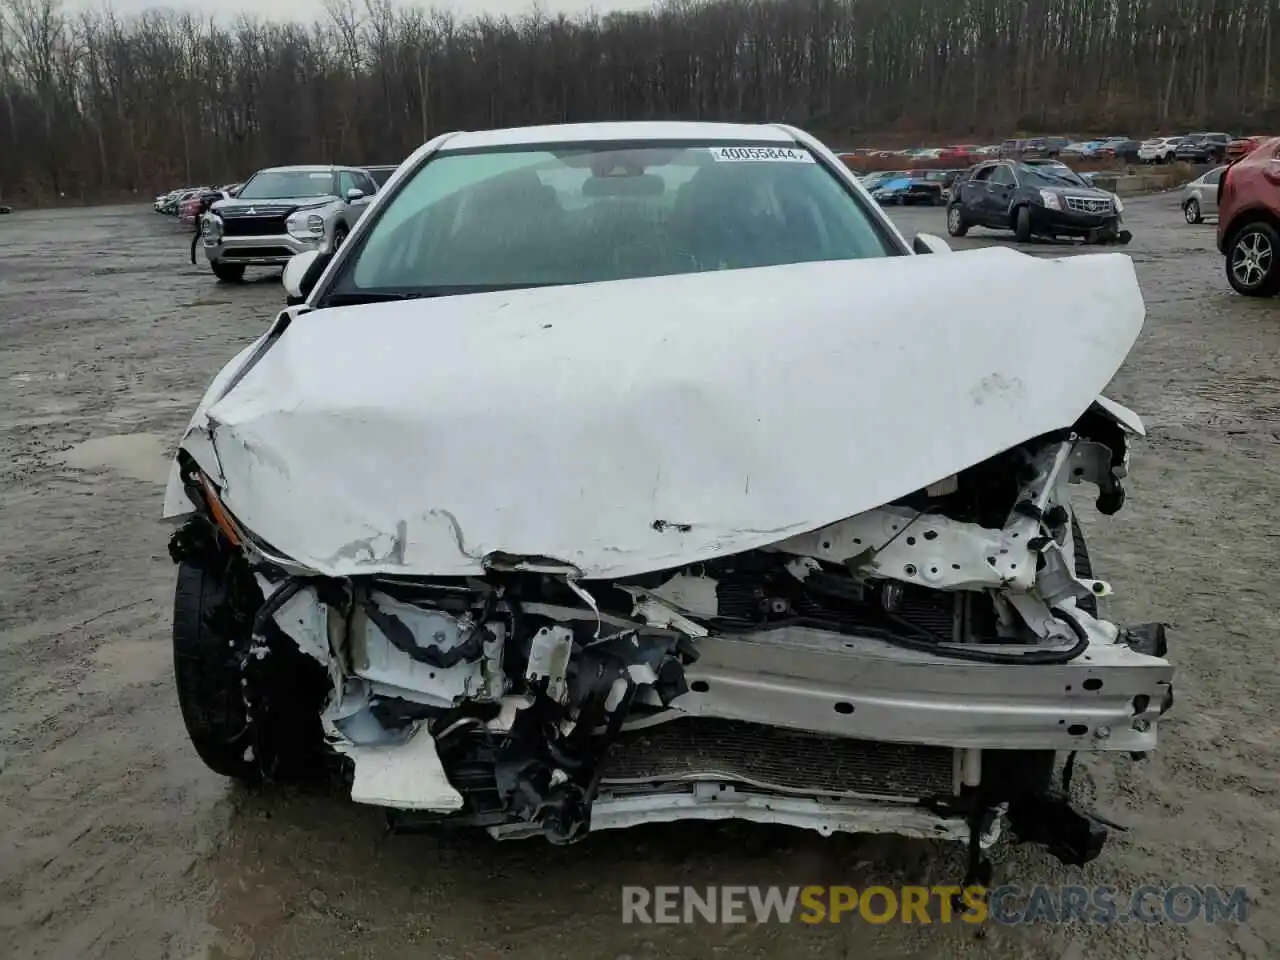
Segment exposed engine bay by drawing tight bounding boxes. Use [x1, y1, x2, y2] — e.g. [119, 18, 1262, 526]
[169, 398, 1173, 881]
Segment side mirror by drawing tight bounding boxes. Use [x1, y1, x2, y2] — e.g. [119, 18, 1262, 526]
[912, 233, 952, 254]
[345, 188, 365, 203]
[282, 249, 325, 304]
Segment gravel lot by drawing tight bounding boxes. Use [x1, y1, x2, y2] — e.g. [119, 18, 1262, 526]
[1, 197, 1277, 960]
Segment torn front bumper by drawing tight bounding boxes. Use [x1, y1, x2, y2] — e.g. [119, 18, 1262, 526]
[676, 622, 1171, 752]
[480, 785, 997, 846]
[264, 579, 1171, 830]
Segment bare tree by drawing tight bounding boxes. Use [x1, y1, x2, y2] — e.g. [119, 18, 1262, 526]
[0, 0, 1276, 204]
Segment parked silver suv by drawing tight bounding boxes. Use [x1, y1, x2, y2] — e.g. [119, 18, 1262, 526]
[201, 165, 377, 282]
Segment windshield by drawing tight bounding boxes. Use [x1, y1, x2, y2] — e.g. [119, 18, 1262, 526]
[328, 143, 899, 299]
[238, 170, 335, 200]
[1019, 163, 1087, 188]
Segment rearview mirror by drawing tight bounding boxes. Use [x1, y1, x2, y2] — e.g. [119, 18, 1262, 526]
[345, 187, 365, 203]
[282, 249, 324, 304]
[912, 233, 952, 254]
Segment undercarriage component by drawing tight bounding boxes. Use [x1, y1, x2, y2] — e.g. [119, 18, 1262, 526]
[525, 626, 573, 703]
[1006, 791, 1118, 867]
[599, 717, 956, 801]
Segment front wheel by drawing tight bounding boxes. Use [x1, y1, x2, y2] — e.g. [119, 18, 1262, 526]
[946, 204, 969, 237]
[1183, 199, 1201, 224]
[211, 260, 246, 283]
[331, 225, 349, 251]
[1226, 221, 1280, 297]
[173, 561, 258, 780]
[1014, 205, 1033, 242]
[173, 559, 328, 783]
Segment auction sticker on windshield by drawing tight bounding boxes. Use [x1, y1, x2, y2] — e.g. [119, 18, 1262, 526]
[710, 146, 815, 163]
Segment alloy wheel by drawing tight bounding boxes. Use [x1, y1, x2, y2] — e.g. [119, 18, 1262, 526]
[1231, 230, 1274, 290]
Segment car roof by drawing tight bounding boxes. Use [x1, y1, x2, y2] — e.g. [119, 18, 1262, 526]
[437, 121, 798, 152]
[256, 165, 353, 174]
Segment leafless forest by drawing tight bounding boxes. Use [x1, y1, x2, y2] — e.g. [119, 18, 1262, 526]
[0, 0, 1276, 203]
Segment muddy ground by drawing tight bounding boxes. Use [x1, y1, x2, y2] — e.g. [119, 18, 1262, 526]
[0, 198, 1277, 960]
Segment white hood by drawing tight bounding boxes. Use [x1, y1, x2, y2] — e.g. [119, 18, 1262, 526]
[168, 247, 1145, 579]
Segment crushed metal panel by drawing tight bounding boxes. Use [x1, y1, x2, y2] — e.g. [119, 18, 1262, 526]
[486, 786, 1002, 846]
[1092, 394, 1147, 436]
[337, 728, 465, 811]
[187, 248, 1145, 578]
[256, 574, 330, 663]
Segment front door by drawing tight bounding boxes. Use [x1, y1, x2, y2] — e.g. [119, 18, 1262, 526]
[985, 165, 1018, 226]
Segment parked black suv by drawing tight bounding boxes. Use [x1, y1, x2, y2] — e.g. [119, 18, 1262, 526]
[362, 164, 400, 189]
[1175, 133, 1231, 164]
[1021, 136, 1072, 159]
[946, 159, 1131, 244]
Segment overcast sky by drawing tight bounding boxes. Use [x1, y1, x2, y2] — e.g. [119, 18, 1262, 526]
[77, 0, 645, 24]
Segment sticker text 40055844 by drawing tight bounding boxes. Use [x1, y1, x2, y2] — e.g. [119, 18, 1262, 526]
[709, 146, 815, 163]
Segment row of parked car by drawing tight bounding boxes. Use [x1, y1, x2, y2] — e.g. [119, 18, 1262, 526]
[851, 132, 1271, 168]
[860, 160, 1107, 209]
[154, 184, 242, 219]
[858, 169, 962, 205]
[877, 136, 1280, 300]
[155, 135, 1280, 303]
[1134, 134, 1270, 165]
[998, 133, 1251, 164]
[155, 163, 401, 281]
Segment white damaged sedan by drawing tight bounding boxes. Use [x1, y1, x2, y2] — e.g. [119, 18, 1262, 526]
[163, 121, 1172, 882]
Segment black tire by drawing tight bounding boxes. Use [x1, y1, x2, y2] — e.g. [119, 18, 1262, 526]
[1071, 515, 1098, 618]
[211, 260, 246, 283]
[1183, 199, 1201, 224]
[331, 225, 349, 251]
[1014, 205, 1033, 242]
[173, 561, 258, 780]
[172, 560, 327, 783]
[1225, 220, 1280, 297]
[946, 204, 969, 237]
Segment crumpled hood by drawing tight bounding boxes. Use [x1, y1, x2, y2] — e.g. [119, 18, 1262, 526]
[171, 246, 1145, 579]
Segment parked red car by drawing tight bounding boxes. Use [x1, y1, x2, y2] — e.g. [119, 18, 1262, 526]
[178, 193, 204, 223]
[938, 145, 978, 164]
[1216, 136, 1280, 296]
[1226, 136, 1267, 163]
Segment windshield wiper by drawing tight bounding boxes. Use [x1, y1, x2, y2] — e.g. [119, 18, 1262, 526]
[320, 283, 567, 307]
[320, 291, 438, 306]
